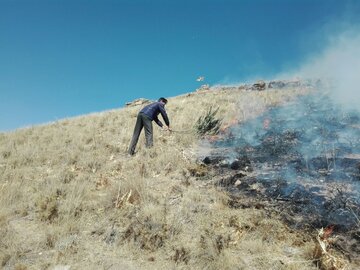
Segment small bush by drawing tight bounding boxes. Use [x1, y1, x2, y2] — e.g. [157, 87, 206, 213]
[195, 107, 222, 136]
[36, 195, 59, 222]
[2, 151, 11, 158]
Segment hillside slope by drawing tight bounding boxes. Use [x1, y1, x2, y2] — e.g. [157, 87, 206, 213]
[1, 85, 349, 269]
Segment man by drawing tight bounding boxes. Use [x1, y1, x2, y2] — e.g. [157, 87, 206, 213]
[128, 97, 171, 155]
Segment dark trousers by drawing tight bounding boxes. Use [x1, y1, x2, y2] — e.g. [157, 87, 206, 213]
[128, 113, 153, 155]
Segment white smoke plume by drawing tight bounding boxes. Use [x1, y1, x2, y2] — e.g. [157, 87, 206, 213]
[297, 29, 360, 111]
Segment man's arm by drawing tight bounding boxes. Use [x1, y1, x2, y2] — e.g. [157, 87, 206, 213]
[159, 104, 170, 127]
[153, 116, 163, 127]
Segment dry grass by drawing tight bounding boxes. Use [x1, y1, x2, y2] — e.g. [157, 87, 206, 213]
[2, 86, 354, 269]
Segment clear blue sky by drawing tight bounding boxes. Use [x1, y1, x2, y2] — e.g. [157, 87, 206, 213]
[1, 0, 360, 132]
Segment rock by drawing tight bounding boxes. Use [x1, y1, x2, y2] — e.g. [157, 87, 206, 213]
[202, 155, 224, 165]
[252, 80, 266, 90]
[232, 157, 252, 171]
[196, 84, 210, 92]
[230, 160, 241, 170]
[125, 98, 152, 107]
[268, 80, 286, 89]
[203, 157, 212, 165]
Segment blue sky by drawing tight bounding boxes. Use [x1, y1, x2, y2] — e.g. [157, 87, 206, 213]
[1, 0, 360, 132]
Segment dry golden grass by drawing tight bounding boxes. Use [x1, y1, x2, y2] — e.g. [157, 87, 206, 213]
[1, 86, 355, 269]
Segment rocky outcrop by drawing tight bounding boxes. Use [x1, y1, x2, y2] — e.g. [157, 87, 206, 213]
[251, 80, 266, 90]
[192, 78, 320, 94]
[125, 98, 152, 107]
[268, 80, 286, 89]
[196, 84, 211, 92]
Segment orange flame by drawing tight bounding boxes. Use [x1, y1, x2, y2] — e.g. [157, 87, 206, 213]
[323, 225, 335, 239]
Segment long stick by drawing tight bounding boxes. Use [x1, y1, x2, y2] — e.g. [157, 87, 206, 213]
[169, 129, 195, 134]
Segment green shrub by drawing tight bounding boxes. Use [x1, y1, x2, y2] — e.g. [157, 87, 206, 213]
[195, 107, 222, 136]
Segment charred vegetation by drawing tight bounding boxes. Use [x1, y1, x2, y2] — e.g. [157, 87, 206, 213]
[200, 93, 360, 262]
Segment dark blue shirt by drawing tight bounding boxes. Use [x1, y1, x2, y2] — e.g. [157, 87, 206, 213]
[140, 102, 170, 127]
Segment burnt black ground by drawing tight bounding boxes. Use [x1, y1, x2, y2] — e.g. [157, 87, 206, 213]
[202, 93, 360, 261]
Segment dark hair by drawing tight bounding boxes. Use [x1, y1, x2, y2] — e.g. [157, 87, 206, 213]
[158, 97, 168, 104]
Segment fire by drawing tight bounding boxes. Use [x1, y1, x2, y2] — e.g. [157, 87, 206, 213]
[220, 118, 239, 133]
[314, 226, 347, 270]
[206, 117, 240, 142]
[322, 225, 335, 239]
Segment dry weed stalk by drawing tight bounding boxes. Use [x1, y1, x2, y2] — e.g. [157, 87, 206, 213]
[114, 189, 140, 208]
[113, 176, 142, 209]
[313, 227, 348, 270]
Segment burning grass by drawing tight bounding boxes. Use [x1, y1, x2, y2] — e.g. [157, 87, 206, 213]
[2, 85, 358, 269]
[202, 92, 360, 268]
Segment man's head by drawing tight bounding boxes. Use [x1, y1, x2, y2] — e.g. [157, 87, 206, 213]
[158, 97, 168, 105]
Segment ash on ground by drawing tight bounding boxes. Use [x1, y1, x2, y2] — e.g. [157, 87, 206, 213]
[201, 93, 360, 261]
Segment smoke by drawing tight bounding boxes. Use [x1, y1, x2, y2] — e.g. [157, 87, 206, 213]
[210, 92, 360, 228]
[296, 29, 360, 111]
[206, 23, 360, 230]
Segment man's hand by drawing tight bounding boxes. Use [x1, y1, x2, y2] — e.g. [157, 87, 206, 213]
[162, 126, 172, 132]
